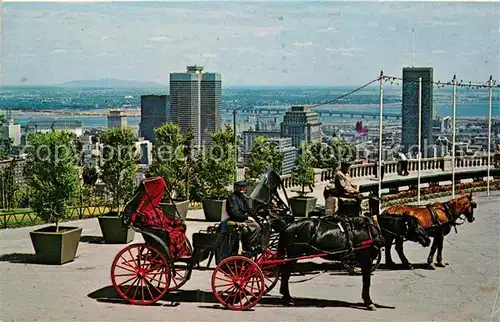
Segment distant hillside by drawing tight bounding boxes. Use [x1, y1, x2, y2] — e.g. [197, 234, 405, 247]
[57, 78, 166, 88]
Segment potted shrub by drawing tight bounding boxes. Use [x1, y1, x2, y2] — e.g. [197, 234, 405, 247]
[24, 131, 81, 265]
[244, 136, 284, 195]
[149, 123, 192, 221]
[289, 142, 317, 217]
[201, 125, 235, 221]
[98, 127, 137, 244]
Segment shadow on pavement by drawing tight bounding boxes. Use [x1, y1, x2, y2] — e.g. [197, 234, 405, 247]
[88, 286, 395, 310]
[377, 263, 434, 270]
[80, 235, 105, 244]
[0, 252, 38, 264]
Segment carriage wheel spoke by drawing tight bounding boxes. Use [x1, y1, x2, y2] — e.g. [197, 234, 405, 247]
[147, 274, 168, 287]
[114, 272, 136, 277]
[115, 264, 136, 274]
[119, 258, 137, 270]
[143, 278, 155, 300]
[117, 275, 139, 288]
[123, 276, 140, 296]
[215, 276, 233, 283]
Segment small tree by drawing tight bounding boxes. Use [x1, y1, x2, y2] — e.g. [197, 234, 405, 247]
[201, 125, 235, 200]
[0, 160, 18, 210]
[100, 127, 138, 212]
[310, 138, 356, 170]
[245, 136, 284, 181]
[149, 123, 187, 200]
[292, 142, 316, 197]
[24, 131, 80, 231]
[82, 165, 98, 186]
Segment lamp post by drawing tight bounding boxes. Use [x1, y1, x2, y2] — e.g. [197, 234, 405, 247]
[233, 109, 238, 183]
[378, 71, 384, 213]
[487, 75, 493, 196]
[451, 75, 457, 199]
[417, 76, 422, 204]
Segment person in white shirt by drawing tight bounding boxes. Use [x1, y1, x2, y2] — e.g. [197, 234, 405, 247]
[397, 152, 409, 176]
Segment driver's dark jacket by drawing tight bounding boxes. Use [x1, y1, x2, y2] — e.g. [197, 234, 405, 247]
[226, 192, 251, 222]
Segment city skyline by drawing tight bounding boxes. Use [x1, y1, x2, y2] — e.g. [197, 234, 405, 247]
[2, 1, 498, 86]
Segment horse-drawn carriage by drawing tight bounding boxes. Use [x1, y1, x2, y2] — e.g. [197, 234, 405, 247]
[109, 170, 387, 310]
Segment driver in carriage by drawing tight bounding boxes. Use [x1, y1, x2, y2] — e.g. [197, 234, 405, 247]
[225, 180, 262, 254]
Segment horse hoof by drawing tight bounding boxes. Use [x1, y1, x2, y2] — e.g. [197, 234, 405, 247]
[427, 263, 436, 270]
[366, 304, 376, 311]
[386, 262, 397, 269]
[281, 297, 295, 307]
[403, 263, 414, 270]
[435, 262, 445, 268]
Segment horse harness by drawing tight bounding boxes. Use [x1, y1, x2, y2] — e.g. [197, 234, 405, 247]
[425, 202, 457, 232]
[304, 216, 376, 258]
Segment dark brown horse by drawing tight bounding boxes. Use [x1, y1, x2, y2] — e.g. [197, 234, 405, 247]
[381, 192, 477, 269]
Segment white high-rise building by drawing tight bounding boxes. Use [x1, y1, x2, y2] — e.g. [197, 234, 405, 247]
[169, 65, 221, 147]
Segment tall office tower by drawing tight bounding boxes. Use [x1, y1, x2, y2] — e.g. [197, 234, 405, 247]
[140, 95, 169, 142]
[280, 105, 322, 149]
[402, 67, 434, 156]
[108, 110, 128, 129]
[170, 65, 221, 147]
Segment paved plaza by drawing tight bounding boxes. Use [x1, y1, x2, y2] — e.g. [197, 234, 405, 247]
[0, 188, 499, 321]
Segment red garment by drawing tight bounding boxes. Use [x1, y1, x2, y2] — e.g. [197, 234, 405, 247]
[129, 177, 191, 259]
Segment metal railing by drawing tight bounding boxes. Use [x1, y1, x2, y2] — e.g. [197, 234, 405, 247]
[1, 205, 112, 229]
[239, 155, 494, 188]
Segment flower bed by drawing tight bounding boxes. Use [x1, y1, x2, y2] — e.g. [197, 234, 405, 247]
[382, 180, 500, 207]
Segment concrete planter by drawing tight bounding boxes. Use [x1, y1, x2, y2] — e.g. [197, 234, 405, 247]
[30, 226, 82, 265]
[202, 199, 226, 222]
[98, 212, 135, 244]
[288, 196, 318, 217]
[160, 199, 189, 222]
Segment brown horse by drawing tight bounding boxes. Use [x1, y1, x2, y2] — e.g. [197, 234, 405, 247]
[381, 192, 477, 269]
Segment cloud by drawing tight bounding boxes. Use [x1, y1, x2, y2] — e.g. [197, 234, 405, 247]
[316, 27, 339, 33]
[432, 49, 447, 54]
[51, 48, 67, 54]
[202, 53, 217, 58]
[148, 36, 169, 42]
[293, 41, 313, 47]
[326, 47, 363, 57]
[252, 27, 282, 37]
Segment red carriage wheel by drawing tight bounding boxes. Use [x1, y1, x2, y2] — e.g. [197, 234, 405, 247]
[254, 249, 280, 295]
[211, 256, 265, 311]
[168, 260, 192, 291]
[111, 243, 171, 305]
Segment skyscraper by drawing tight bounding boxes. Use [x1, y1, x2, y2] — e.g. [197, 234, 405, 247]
[170, 65, 221, 147]
[280, 105, 322, 149]
[140, 95, 169, 142]
[402, 67, 434, 155]
[108, 110, 127, 129]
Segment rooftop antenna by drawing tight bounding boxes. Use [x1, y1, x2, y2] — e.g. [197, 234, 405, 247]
[412, 27, 415, 67]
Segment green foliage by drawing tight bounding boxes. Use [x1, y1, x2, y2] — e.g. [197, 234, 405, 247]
[245, 136, 285, 181]
[188, 152, 206, 202]
[99, 127, 138, 212]
[23, 131, 80, 229]
[0, 161, 18, 210]
[200, 125, 236, 200]
[292, 142, 316, 196]
[309, 138, 356, 170]
[149, 123, 188, 200]
[82, 165, 98, 186]
[13, 186, 32, 208]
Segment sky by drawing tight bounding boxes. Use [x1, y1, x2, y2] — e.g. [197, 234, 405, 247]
[1, 1, 499, 86]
